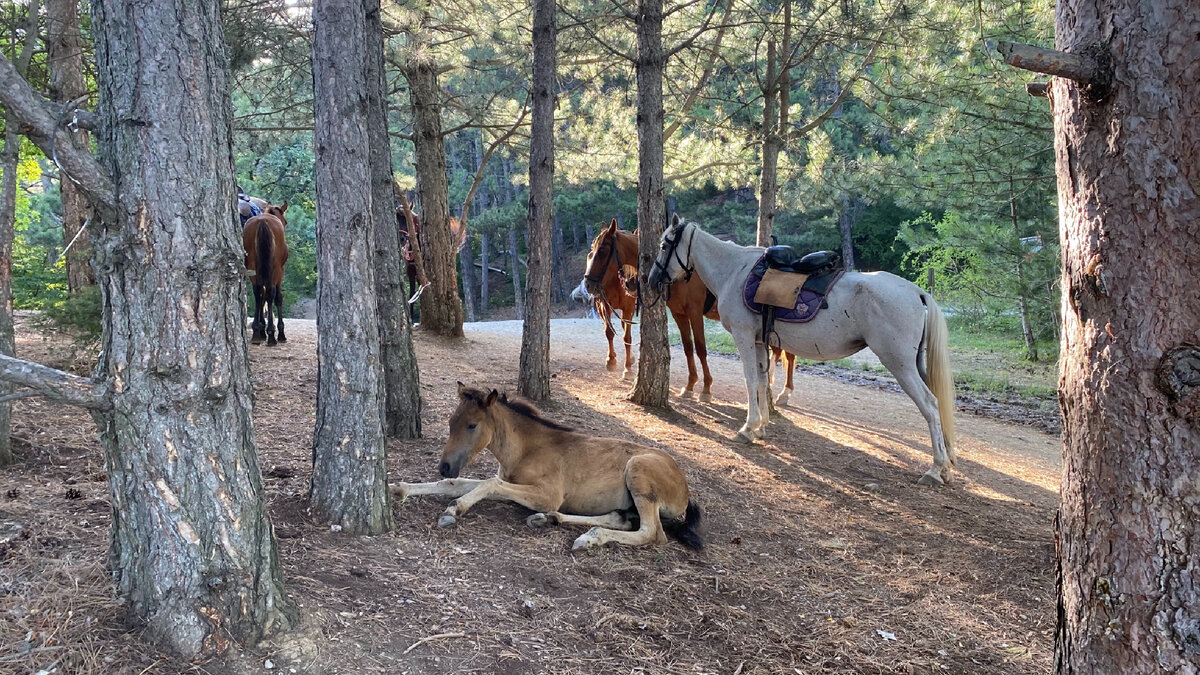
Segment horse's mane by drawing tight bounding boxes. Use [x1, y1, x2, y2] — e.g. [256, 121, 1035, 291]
[461, 386, 573, 432]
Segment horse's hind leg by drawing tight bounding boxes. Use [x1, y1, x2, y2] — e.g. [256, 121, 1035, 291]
[571, 456, 680, 550]
[250, 283, 266, 344]
[527, 510, 634, 531]
[731, 331, 769, 443]
[692, 312, 713, 402]
[673, 310, 698, 398]
[264, 285, 278, 346]
[274, 286, 286, 343]
[880, 354, 951, 485]
[775, 351, 796, 407]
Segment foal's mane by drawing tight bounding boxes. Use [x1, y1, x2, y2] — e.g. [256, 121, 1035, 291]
[461, 386, 574, 432]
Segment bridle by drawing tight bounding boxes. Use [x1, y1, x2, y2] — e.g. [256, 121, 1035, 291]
[652, 221, 696, 291]
[584, 229, 638, 332]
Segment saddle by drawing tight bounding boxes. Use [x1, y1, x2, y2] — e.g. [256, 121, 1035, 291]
[743, 247, 843, 346]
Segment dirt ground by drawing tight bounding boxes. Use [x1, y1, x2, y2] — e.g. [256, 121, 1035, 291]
[0, 315, 1059, 674]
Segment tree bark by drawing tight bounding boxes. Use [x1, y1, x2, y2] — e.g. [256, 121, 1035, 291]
[837, 193, 861, 271]
[1050, 1, 1200, 672]
[364, 0, 422, 439]
[518, 0, 556, 401]
[755, 38, 779, 248]
[1009, 180, 1038, 361]
[404, 31, 463, 337]
[47, 0, 94, 293]
[309, 0, 393, 533]
[509, 225, 524, 320]
[629, 0, 671, 408]
[479, 231, 490, 311]
[88, 0, 293, 655]
[551, 212, 569, 303]
[0, 0, 40, 467]
[459, 234, 477, 322]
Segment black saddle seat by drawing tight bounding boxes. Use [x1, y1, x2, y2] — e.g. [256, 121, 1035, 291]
[763, 246, 841, 275]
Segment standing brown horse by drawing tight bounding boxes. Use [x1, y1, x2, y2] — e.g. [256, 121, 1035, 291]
[243, 202, 289, 346]
[583, 219, 720, 401]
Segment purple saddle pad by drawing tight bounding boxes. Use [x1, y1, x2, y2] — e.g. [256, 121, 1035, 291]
[743, 257, 843, 323]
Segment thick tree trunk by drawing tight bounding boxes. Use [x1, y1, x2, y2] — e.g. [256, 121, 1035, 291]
[518, 0, 556, 401]
[755, 40, 779, 247]
[405, 42, 463, 337]
[47, 0, 94, 293]
[479, 231, 490, 311]
[459, 235, 477, 322]
[309, 0, 393, 533]
[509, 226, 524, 320]
[364, 0, 422, 439]
[629, 0, 671, 407]
[837, 193, 858, 271]
[1049, 1, 1200, 672]
[89, 0, 292, 655]
[0, 0, 39, 468]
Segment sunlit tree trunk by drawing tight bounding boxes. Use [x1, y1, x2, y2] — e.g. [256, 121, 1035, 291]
[1048, 0, 1200, 671]
[518, 0, 556, 401]
[364, 0, 422, 438]
[310, 0, 393, 533]
[629, 0, 670, 407]
[89, 0, 293, 654]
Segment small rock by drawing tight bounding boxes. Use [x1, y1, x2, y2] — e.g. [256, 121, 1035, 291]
[330, 524, 342, 533]
[863, 483, 881, 492]
[264, 658, 275, 669]
[349, 567, 367, 578]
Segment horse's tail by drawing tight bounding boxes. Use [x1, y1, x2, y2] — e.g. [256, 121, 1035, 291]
[922, 294, 956, 464]
[664, 499, 704, 550]
[256, 219, 275, 295]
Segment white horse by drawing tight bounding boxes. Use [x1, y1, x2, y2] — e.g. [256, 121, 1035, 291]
[647, 215, 957, 485]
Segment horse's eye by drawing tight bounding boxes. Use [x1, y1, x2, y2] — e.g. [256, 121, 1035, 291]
[466, 423, 477, 431]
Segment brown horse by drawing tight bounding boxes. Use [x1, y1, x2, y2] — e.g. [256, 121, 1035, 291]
[242, 202, 289, 345]
[584, 219, 720, 400]
[395, 383, 703, 550]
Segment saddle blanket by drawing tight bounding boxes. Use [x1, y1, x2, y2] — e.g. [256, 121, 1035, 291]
[743, 255, 843, 323]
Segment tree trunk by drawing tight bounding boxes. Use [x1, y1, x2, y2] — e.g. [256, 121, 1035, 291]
[89, 0, 293, 655]
[480, 231, 490, 311]
[629, 0, 671, 408]
[837, 193, 857, 271]
[405, 35, 463, 337]
[364, 0, 422, 439]
[551, 212, 569, 303]
[0, 0, 40, 468]
[47, 0, 94, 293]
[309, 0, 393, 533]
[1049, 1, 1200, 671]
[460, 234, 477, 322]
[755, 39, 779, 247]
[518, 0, 556, 401]
[509, 226, 524, 320]
[1008, 181, 1038, 361]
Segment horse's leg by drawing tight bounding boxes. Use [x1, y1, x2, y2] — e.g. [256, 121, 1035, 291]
[879, 355, 952, 485]
[673, 309, 697, 398]
[766, 346, 780, 415]
[393, 478, 487, 499]
[265, 284, 278, 346]
[251, 283, 265, 344]
[692, 312, 713, 403]
[275, 286, 286, 343]
[621, 307, 635, 381]
[437, 477, 562, 528]
[731, 331, 769, 443]
[571, 457, 674, 550]
[526, 510, 634, 531]
[775, 351, 796, 407]
[602, 306, 618, 372]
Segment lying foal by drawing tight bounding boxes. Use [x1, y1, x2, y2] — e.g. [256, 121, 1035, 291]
[395, 383, 703, 551]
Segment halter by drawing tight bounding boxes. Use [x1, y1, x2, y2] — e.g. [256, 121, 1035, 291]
[652, 221, 696, 290]
[584, 229, 639, 334]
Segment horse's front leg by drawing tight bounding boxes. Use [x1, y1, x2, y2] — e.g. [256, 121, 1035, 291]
[621, 309, 635, 381]
[775, 351, 795, 406]
[439, 478, 562, 529]
[731, 332, 769, 443]
[692, 313, 714, 403]
[602, 306, 618, 372]
[393, 478, 487, 500]
[673, 310, 698, 398]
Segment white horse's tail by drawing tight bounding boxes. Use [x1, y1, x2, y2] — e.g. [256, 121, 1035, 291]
[923, 294, 956, 463]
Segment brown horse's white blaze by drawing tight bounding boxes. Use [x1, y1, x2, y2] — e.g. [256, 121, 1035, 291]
[584, 219, 720, 400]
[395, 383, 703, 550]
[242, 201, 289, 346]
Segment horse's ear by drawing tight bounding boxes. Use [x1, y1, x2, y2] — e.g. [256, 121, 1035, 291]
[633, 227, 639, 236]
[456, 381, 466, 397]
[671, 213, 680, 227]
[484, 389, 499, 407]
[279, 201, 289, 214]
[607, 218, 618, 233]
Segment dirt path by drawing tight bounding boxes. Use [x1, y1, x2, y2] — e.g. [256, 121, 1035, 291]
[1, 317, 1059, 674]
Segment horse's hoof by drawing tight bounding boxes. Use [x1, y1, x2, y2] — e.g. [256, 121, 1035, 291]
[775, 389, 792, 407]
[622, 371, 634, 381]
[698, 392, 713, 403]
[527, 513, 549, 528]
[437, 513, 458, 528]
[251, 337, 264, 345]
[571, 527, 602, 551]
[267, 339, 278, 347]
[917, 471, 945, 487]
[731, 431, 754, 444]
[391, 483, 410, 500]
[277, 336, 287, 343]
[606, 361, 618, 373]
[678, 388, 694, 399]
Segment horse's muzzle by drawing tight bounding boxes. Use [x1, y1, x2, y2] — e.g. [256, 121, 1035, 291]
[647, 267, 667, 291]
[438, 461, 460, 479]
[583, 277, 603, 297]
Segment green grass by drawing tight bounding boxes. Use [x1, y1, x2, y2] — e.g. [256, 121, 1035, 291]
[667, 317, 1058, 402]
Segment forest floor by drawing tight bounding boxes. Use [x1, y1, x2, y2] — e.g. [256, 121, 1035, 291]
[1, 315, 1059, 675]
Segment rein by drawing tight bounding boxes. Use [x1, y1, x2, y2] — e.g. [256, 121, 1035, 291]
[585, 231, 639, 332]
[652, 222, 697, 293]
